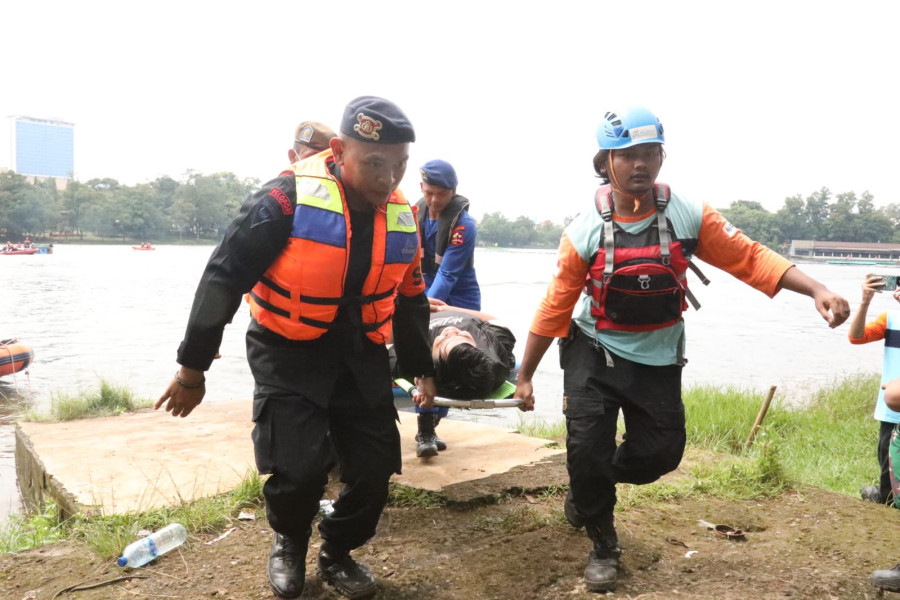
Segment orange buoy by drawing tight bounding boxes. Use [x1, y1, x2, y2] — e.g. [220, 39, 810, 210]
[0, 338, 34, 377]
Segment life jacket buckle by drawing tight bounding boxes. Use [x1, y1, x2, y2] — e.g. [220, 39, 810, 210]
[638, 275, 651, 290]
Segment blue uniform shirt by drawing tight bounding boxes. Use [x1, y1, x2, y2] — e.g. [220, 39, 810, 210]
[423, 211, 481, 310]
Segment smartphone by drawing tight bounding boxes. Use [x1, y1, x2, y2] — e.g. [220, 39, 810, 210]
[877, 275, 900, 290]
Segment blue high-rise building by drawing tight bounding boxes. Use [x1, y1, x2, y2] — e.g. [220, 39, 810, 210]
[8, 116, 75, 178]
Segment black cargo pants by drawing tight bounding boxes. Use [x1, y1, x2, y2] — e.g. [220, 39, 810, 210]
[560, 326, 685, 544]
[251, 371, 401, 553]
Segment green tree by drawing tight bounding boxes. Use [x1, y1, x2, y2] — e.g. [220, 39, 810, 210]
[60, 180, 102, 238]
[776, 195, 811, 242]
[0, 171, 56, 239]
[477, 212, 512, 247]
[116, 183, 168, 240]
[171, 172, 252, 240]
[822, 192, 857, 241]
[720, 200, 781, 249]
[804, 187, 832, 239]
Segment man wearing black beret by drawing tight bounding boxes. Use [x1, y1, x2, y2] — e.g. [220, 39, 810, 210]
[156, 96, 436, 600]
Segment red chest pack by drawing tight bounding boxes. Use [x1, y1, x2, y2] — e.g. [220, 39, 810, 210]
[585, 184, 705, 332]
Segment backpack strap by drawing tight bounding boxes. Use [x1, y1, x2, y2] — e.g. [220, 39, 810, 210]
[595, 189, 616, 278]
[654, 183, 670, 210]
[655, 184, 672, 266]
[595, 188, 614, 223]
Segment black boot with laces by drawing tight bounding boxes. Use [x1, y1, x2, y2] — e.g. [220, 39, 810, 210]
[267, 532, 307, 599]
[415, 413, 439, 457]
[317, 547, 377, 599]
[584, 541, 621, 592]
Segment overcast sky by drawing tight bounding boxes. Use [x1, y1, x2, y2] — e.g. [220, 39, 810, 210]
[2, 1, 897, 222]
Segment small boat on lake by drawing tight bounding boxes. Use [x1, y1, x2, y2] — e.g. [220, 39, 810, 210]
[0, 338, 34, 377]
[132, 243, 155, 251]
[2, 239, 41, 255]
[1, 246, 40, 255]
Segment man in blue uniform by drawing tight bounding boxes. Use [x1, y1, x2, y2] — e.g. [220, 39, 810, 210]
[416, 159, 482, 310]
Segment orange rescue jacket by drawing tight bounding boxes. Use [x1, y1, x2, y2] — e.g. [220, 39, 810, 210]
[248, 154, 423, 342]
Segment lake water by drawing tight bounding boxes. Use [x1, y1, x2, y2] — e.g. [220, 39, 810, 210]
[0, 245, 891, 522]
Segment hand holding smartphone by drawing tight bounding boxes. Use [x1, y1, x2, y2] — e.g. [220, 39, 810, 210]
[877, 275, 900, 291]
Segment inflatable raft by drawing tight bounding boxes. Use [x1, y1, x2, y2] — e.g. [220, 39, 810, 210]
[0, 338, 34, 377]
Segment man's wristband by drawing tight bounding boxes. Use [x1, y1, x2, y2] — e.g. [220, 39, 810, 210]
[174, 371, 205, 389]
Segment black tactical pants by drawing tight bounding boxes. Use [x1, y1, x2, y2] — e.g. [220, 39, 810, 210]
[560, 326, 685, 544]
[251, 372, 401, 553]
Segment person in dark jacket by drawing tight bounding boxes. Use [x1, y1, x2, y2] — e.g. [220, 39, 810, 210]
[416, 159, 482, 309]
[156, 96, 436, 600]
[390, 299, 516, 457]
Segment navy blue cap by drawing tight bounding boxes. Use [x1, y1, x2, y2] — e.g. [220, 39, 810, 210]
[419, 159, 458, 189]
[340, 96, 415, 144]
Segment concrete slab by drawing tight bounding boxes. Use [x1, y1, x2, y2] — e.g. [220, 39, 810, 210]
[15, 400, 564, 518]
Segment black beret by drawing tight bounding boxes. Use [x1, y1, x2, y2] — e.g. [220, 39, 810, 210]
[340, 96, 416, 144]
[420, 159, 458, 189]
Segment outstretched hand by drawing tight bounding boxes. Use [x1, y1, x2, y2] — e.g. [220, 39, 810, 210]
[812, 287, 850, 329]
[155, 370, 206, 418]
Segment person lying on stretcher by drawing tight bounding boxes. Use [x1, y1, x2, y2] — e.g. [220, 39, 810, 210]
[389, 298, 517, 457]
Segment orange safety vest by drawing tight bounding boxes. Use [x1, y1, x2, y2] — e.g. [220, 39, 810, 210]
[248, 154, 423, 343]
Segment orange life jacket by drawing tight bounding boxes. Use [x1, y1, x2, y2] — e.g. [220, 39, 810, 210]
[248, 154, 423, 342]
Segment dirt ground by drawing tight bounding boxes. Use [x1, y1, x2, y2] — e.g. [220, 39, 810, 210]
[2, 452, 900, 600]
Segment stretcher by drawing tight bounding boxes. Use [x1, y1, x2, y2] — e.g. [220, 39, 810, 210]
[393, 378, 523, 409]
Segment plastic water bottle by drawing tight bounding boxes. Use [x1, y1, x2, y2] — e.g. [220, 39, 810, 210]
[117, 523, 187, 567]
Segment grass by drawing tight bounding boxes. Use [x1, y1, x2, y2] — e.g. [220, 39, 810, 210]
[516, 415, 566, 441]
[514, 372, 881, 504]
[617, 443, 791, 509]
[0, 469, 264, 555]
[682, 373, 880, 497]
[0, 373, 884, 558]
[25, 377, 153, 422]
[388, 483, 446, 508]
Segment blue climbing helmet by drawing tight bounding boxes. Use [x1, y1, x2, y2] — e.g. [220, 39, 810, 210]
[596, 106, 665, 150]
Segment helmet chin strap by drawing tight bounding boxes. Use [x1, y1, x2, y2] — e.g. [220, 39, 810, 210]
[607, 149, 653, 215]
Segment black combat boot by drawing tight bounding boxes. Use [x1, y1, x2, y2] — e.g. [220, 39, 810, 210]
[416, 413, 439, 457]
[432, 413, 447, 451]
[584, 516, 620, 592]
[267, 532, 308, 599]
[317, 548, 377, 599]
[584, 541, 621, 592]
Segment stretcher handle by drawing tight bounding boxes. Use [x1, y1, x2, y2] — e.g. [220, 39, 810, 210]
[393, 378, 523, 409]
[433, 397, 523, 409]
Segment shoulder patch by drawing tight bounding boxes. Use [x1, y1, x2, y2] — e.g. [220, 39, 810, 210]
[722, 220, 737, 237]
[268, 187, 293, 215]
[450, 225, 466, 246]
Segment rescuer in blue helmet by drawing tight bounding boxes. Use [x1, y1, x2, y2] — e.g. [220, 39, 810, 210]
[514, 105, 851, 593]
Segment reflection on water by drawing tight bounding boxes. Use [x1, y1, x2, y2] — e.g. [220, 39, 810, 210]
[0, 245, 888, 522]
